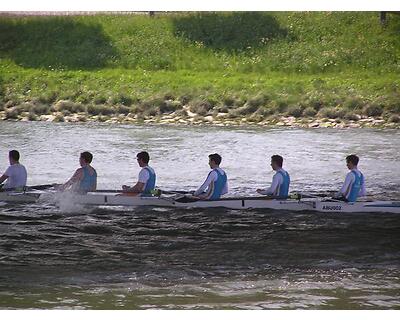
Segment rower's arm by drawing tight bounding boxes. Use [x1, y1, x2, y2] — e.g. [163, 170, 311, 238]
[258, 173, 281, 195]
[339, 172, 354, 197]
[123, 182, 145, 193]
[194, 172, 215, 196]
[61, 169, 83, 190]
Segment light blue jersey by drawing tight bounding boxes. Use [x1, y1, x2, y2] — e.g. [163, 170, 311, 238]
[276, 169, 290, 198]
[79, 166, 97, 193]
[346, 170, 364, 202]
[142, 167, 156, 195]
[209, 169, 228, 200]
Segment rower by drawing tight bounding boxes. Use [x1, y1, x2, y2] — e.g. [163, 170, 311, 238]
[0, 150, 27, 190]
[59, 151, 97, 193]
[334, 154, 366, 202]
[256, 154, 290, 198]
[122, 151, 156, 196]
[193, 153, 228, 200]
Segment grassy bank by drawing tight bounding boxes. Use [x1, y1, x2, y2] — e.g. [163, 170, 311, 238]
[1, 12, 400, 126]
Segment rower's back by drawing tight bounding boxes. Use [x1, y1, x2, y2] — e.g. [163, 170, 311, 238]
[208, 168, 227, 200]
[4, 163, 27, 189]
[141, 166, 156, 195]
[79, 166, 97, 193]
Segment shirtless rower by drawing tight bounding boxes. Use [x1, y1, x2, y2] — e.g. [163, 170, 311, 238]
[334, 154, 366, 202]
[122, 151, 156, 196]
[0, 150, 27, 190]
[256, 154, 290, 198]
[193, 153, 228, 200]
[59, 151, 97, 193]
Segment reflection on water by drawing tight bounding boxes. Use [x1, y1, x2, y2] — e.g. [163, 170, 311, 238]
[0, 122, 399, 309]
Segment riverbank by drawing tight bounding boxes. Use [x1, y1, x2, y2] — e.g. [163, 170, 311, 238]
[2, 107, 399, 129]
[1, 12, 399, 126]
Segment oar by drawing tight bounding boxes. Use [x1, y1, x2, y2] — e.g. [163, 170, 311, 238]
[0, 184, 57, 192]
[159, 189, 193, 195]
[88, 189, 193, 195]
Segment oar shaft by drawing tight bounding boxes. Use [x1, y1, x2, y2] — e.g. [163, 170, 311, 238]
[0, 184, 56, 192]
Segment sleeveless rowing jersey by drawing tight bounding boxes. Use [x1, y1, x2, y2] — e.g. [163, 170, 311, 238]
[208, 168, 227, 200]
[79, 166, 97, 192]
[346, 170, 364, 202]
[276, 169, 290, 198]
[140, 166, 156, 195]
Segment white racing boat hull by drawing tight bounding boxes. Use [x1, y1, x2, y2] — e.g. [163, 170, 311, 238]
[1, 192, 400, 213]
[69, 193, 400, 213]
[0, 192, 41, 203]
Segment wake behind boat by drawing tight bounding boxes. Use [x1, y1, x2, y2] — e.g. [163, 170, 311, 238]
[1, 190, 400, 214]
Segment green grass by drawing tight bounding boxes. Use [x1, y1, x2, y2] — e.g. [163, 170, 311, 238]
[0, 12, 400, 121]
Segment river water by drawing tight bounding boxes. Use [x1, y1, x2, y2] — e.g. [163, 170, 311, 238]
[0, 122, 399, 309]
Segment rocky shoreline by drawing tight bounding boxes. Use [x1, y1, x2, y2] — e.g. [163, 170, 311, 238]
[1, 107, 399, 129]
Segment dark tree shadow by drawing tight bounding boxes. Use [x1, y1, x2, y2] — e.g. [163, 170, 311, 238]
[0, 17, 118, 70]
[172, 12, 288, 51]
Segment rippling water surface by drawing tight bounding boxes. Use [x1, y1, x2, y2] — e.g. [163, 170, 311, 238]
[0, 122, 399, 309]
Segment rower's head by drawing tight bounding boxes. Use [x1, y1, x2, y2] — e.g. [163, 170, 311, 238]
[9, 150, 20, 165]
[271, 155, 283, 171]
[208, 153, 222, 169]
[137, 151, 150, 167]
[80, 151, 93, 167]
[346, 154, 359, 170]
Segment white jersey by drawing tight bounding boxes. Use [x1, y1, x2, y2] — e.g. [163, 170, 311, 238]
[3, 163, 27, 189]
[138, 166, 155, 184]
[258, 168, 287, 196]
[340, 168, 366, 198]
[194, 168, 228, 196]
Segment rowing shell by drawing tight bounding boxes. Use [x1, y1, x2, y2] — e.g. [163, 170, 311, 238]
[1, 191, 400, 213]
[70, 194, 400, 213]
[0, 192, 41, 203]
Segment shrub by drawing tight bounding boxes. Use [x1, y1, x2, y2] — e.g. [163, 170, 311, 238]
[53, 100, 86, 113]
[109, 93, 134, 106]
[5, 100, 16, 109]
[247, 94, 269, 108]
[28, 111, 38, 121]
[189, 99, 214, 115]
[116, 104, 131, 115]
[36, 92, 58, 104]
[174, 109, 188, 117]
[94, 96, 108, 105]
[343, 96, 364, 111]
[286, 105, 303, 118]
[389, 115, 400, 123]
[179, 94, 192, 105]
[5, 107, 20, 119]
[87, 104, 115, 116]
[318, 107, 346, 119]
[159, 100, 182, 113]
[16, 102, 35, 112]
[363, 104, 383, 117]
[143, 105, 160, 117]
[344, 112, 359, 121]
[223, 97, 235, 106]
[248, 114, 264, 122]
[163, 93, 176, 101]
[229, 103, 258, 116]
[32, 104, 50, 115]
[254, 106, 275, 116]
[214, 104, 230, 113]
[303, 107, 317, 117]
[53, 114, 65, 122]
